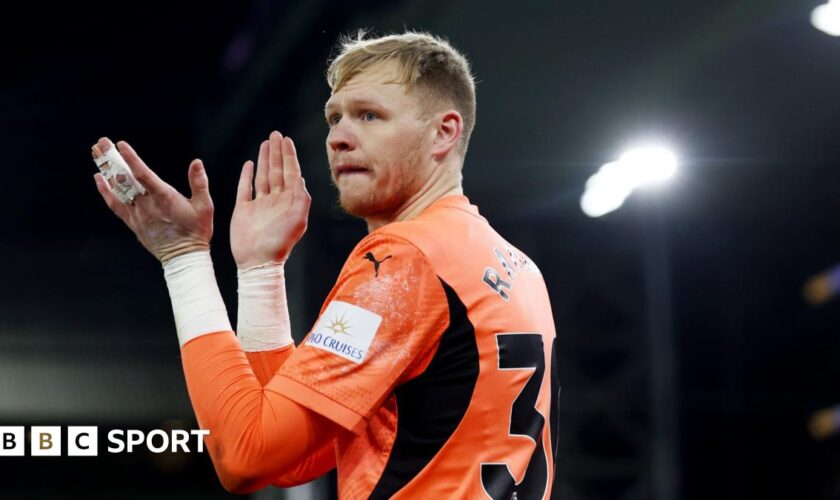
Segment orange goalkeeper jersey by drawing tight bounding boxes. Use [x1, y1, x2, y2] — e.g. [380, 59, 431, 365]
[269, 195, 559, 499]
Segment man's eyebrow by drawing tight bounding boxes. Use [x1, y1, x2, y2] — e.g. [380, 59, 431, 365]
[324, 97, 385, 114]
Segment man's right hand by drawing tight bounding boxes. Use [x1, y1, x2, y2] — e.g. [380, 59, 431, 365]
[93, 137, 215, 264]
[231, 131, 312, 269]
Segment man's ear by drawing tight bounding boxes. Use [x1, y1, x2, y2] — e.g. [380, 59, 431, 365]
[431, 110, 463, 161]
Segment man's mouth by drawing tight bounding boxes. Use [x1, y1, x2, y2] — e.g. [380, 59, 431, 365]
[335, 165, 370, 176]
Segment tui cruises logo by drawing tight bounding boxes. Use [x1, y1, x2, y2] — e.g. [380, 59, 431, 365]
[325, 314, 353, 336]
[306, 301, 382, 364]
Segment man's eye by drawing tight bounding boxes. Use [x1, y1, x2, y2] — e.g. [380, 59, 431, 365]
[361, 111, 379, 121]
[327, 115, 341, 126]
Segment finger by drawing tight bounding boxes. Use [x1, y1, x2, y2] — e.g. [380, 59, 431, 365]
[94, 172, 131, 223]
[93, 137, 113, 158]
[116, 140, 166, 195]
[268, 130, 284, 193]
[300, 178, 312, 215]
[255, 140, 270, 197]
[301, 177, 311, 202]
[92, 138, 116, 164]
[282, 137, 302, 191]
[236, 161, 254, 203]
[188, 159, 213, 213]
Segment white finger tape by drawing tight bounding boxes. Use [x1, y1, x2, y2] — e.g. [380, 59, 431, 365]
[94, 147, 146, 203]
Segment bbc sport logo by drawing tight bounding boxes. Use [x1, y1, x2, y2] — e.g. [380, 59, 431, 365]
[0, 426, 210, 457]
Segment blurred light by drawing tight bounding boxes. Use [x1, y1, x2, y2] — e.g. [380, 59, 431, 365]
[812, 0, 840, 37]
[580, 180, 631, 217]
[803, 263, 840, 305]
[581, 146, 678, 218]
[617, 147, 677, 185]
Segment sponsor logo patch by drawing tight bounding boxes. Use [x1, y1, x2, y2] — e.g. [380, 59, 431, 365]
[305, 301, 382, 364]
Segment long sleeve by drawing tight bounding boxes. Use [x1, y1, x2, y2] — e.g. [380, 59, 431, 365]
[181, 332, 340, 493]
[245, 347, 338, 486]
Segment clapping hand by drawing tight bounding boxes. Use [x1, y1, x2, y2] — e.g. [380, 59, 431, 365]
[93, 138, 214, 263]
[230, 131, 311, 269]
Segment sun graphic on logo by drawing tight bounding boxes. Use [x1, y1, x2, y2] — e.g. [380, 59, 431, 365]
[325, 314, 352, 336]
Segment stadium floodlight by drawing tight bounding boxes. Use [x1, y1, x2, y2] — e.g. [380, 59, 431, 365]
[812, 0, 840, 36]
[581, 146, 677, 218]
[617, 147, 677, 186]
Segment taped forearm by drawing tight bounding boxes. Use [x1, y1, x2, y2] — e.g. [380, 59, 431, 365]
[163, 251, 232, 346]
[180, 332, 338, 493]
[237, 262, 294, 351]
[238, 262, 297, 385]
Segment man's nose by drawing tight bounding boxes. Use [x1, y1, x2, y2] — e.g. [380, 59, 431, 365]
[327, 120, 356, 152]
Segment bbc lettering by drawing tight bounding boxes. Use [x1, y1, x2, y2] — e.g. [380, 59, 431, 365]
[1, 427, 24, 456]
[0, 426, 209, 457]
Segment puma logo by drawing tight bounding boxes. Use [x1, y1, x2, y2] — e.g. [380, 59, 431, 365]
[363, 252, 392, 277]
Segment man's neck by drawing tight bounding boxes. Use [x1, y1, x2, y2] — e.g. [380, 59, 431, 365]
[365, 181, 463, 233]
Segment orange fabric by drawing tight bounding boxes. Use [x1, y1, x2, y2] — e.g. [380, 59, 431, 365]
[180, 332, 338, 493]
[272, 195, 558, 499]
[245, 346, 295, 386]
[245, 347, 338, 486]
[271, 234, 450, 431]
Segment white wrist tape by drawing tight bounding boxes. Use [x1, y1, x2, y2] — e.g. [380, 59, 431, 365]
[163, 251, 232, 347]
[93, 147, 146, 203]
[237, 262, 293, 352]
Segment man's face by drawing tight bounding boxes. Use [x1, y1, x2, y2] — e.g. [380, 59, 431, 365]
[325, 61, 434, 219]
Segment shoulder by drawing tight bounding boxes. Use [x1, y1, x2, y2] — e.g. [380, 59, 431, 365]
[346, 231, 431, 279]
[333, 231, 443, 313]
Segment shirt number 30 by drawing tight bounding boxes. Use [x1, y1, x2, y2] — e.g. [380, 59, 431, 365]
[481, 333, 560, 500]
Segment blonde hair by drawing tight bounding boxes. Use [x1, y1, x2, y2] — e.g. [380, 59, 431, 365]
[327, 30, 476, 157]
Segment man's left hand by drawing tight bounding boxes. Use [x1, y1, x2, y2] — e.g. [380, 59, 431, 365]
[230, 131, 311, 269]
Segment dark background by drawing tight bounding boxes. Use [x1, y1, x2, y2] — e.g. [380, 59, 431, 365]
[1, 0, 839, 498]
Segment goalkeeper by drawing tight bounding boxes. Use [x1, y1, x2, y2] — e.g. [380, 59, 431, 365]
[94, 31, 559, 499]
